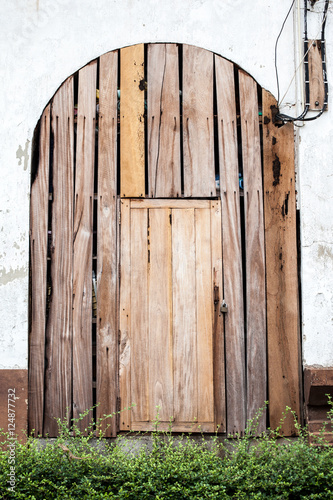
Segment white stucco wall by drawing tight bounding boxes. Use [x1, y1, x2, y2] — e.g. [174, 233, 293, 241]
[0, 0, 331, 369]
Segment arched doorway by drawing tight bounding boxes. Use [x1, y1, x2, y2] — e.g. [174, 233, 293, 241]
[29, 43, 300, 438]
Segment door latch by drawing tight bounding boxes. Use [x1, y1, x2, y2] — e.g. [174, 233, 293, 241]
[220, 300, 228, 313]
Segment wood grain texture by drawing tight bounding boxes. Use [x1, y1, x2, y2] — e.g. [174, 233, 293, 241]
[29, 105, 50, 436]
[195, 208, 214, 422]
[215, 55, 246, 435]
[172, 208, 197, 422]
[210, 200, 226, 432]
[239, 70, 267, 433]
[308, 40, 325, 110]
[130, 208, 149, 422]
[148, 44, 181, 197]
[44, 77, 74, 436]
[119, 200, 131, 430]
[148, 208, 173, 421]
[72, 60, 97, 432]
[97, 50, 118, 437]
[183, 45, 215, 197]
[262, 90, 300, 435]
[120, 44, 145, 197]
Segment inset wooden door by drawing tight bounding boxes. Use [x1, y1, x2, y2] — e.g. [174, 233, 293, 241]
[119, 199, 225, 432]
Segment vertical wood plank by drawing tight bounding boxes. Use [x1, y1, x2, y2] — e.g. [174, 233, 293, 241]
[148, 44, 181, 197]
[44, 77, 74, 436]
[215, 55, 246, 435]
[119, 200, 131, 430]
[97, 51, 118, 437]
[210, 200, 226, 432]
[239, 70, 267, 433]
[308, 40, 325, 110]
[183, 45, 215, 197]
[120, 44, 145, 197]
[72, 60, 97, 431]
[130, 208, 149, 422]
[29, 105, 50, 436]
[195, 207, 214, 423]
[148, 208, 173, 422]
[262, 90, 300, 435]
[172, 208, 197, 422]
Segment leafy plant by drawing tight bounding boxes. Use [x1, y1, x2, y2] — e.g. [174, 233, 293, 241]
[0, 402, 332, 499]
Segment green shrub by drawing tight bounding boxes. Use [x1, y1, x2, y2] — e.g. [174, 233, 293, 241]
[0, 403, 333, 499]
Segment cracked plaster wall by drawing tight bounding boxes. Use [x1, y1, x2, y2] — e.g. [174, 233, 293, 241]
[0, 0, 331, 368]
[297, 1, 333, 367]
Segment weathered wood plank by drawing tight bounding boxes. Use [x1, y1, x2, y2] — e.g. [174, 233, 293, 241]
[29, 105, 50, 436]
[183, 45, 215, 197]
[72, 60, 97, 432]
[44, 77, 74, 436]
[148, 44, 181, 197]
[215, 55, 246, 435]
[120, 44, 145, 197]
[97, 50, 118, 437]
[131, 199, 211, 209]
[262, 90, 300, 435]
[148, 208, 173, 422]
[172, 208, 197, 422]
[195, 207, 214, 423]
[119, 200, 131, 430]
[130, 208, 149, 422]
[210, 200, 226, 432]
[308, 40, 325, 110]
[239, 70, 267, 433]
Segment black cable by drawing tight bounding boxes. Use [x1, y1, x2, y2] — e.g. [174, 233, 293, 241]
[275, 0, 296, 106]
[276, 0, 329, 123]
[276, 0, 310, 121]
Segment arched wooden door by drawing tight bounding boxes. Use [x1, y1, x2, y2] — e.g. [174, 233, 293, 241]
[29, 43, 300, 438]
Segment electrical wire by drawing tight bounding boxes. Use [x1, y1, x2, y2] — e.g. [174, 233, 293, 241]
[297, 0, 305, 109]
[275, 0, 329, 123]
[278, 14, 327, 106]
[275, 0, 296, 106]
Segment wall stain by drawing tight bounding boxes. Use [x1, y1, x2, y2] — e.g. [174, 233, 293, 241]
[16, 140, 30, 171]
[318, 244, 333, 261]
[0, 266, 28, 286]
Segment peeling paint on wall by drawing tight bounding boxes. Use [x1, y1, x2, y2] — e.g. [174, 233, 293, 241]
[16, 140, 30, 171]
[0, 266, 28, 286]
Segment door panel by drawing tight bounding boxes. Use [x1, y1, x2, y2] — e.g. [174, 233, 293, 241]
[130, 208, 149, 423]
[119, 199, 224, 432]
[148, 208, 173, 422]
[172, 208, 197, 423]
